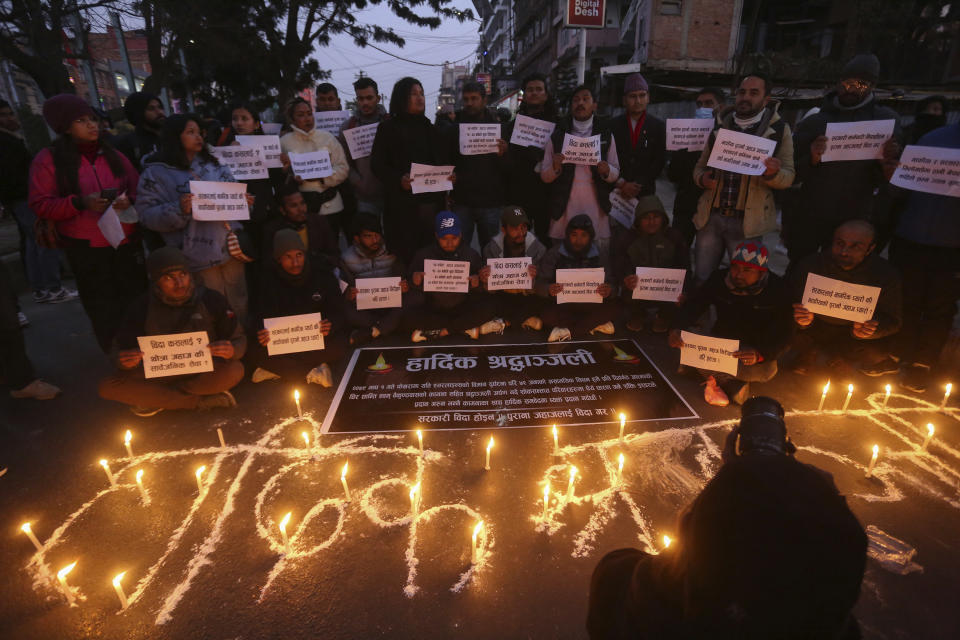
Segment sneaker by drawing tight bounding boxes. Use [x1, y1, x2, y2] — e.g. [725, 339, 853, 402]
[197, 390, 237, 410]
[548, 327, 572, 342]
[412, 329, 445, 343]
[130, 406, 164, 417]
[32, 290, 52, 304]
[589, 321, 615, 336]
[859, 357, 900, 377]
[307, 363, 333, 388]
[464, 327, 480, 340]
[45, 288, 79, 304]
[703, 376, 730, 407]
[251, 367, 281, 383]
[521, 316, 542, 331]
[10, 379, 61, 400]
[479, 318, 507, 335]
[412, 329, 427, 343]
[899, 363, 930, 394]
[17, 312, 29, 328]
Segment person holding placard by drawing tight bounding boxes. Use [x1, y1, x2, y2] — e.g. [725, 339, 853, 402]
[249, 230, 346, 387]
[617, 196, 690, 333]
[608, 73, 666, 205]
[669, 241, 792, 406]
[692, 74, 794, 284]
[262, 183, 340, 269]
[137, 115, 254, 325]
[536, 215, 617, 342]
[406, 211, 499, 342]
[479, 205, 547, 331]
[789, 54, 902, 263]
[371, 77, 451, 265]
[339, 214, 409, 345]
[99, 248, 245, 415]
[789, 220, 902, 377]
[338, 77, 387, 217]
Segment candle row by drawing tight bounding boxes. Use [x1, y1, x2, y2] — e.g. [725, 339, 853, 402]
[819, 381, 953, 411]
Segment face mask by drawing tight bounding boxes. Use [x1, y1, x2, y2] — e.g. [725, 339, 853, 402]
[695, 107, 714, 119]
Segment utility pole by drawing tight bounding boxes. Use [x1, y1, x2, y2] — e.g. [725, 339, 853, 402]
[110, 12, 138, 94]
[178, 48, 195, 112]
[576, 28, 586, 85]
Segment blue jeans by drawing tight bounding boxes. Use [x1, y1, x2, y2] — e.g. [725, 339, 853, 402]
[693, 213, 759, 283]
[452, 204, 501, 250]
[11, 199, 62, 292]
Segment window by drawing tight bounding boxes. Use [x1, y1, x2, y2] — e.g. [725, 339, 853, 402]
[660, 0, 681, 15]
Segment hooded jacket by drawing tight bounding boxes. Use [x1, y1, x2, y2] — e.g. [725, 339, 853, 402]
[256, 258, 344, 329]
[481, 230, 547, 262]
[280, 126, 349, 214]
[339, 106, 387, 204]
[535, 215, 612, 296]
[408, 240, 482, 310]
[616, 207, 690, 282]
[339, 241, 404, 284]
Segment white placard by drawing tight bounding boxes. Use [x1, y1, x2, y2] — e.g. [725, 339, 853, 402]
[263, 312, 325, 355]
[560, 133, 601, 166]
[608, 189, 638, 228]
[801, 273, 880, 323]
[666, 118, 714, 151]
[314, 110, 351, 135]
[211, 145, 268, 180]
[410, 163, 455, 194]
[424, 259, 470, 293]
[342, 122, 379, 160]
[289, 150, 333, 180]
[486, 257, 533, 291]
[189, 180, 249, 221]
[556, 267, 604, 304]
[821, 119, 896, 163]
[235, 134, 283, 169]
[679, 331, 740, 376]
[632, 267, 686, 301]
[137, 331, 212, 379]
[510, 114, 556, 148]
[356, 276, 402, 310]
[890, 144, 960, 198]
[97, 205, 125, 248]
[459, 123, 501, 155]
[261, 123, 283, 135]
[706, 128, 777, 176]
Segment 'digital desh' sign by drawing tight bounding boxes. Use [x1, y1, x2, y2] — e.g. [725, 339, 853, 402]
[565, 0, 605, 28]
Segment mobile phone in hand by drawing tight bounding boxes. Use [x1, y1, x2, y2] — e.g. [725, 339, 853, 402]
[100, 188, 118, 202]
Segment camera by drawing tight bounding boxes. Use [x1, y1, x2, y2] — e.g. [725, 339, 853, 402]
[723, 396, 796, 460]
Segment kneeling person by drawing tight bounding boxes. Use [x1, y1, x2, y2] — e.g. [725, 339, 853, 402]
[479, 206, 547, 330]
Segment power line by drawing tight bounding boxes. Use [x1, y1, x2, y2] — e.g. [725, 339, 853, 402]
[362, 43, 476, 67]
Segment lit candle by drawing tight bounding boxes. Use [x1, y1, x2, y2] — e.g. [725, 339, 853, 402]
[619, 413, 626, 442]
[112, 572, 128, 610]
[842, 384, 854, 412]
[921, 423, 935, 451]
[942, 383, 953, 409]
[278, 512, 291, 554]
[542, 482, 550, 519]
[217, 428, 226, 448]
[195, 465, 206, 494]
[301, 431, 310, 449]
[294, 389, 302, 417]
[552, 425, 559, 456]
[865, 444, 879, 478]
[617, 453, 624, 485]
[20, 522, 42, 551]
[409, 482, 421, 518]
[484, 436, 494, 471]
[663, 535, 672, 549]
[100, 459, 116, 488]
[471, 521, 483, 564]
[882, 384, 891, 407]
[565, 465, 577, 502]
[416, 429, 423, 455]
[340, 462, 351, 502]
[135, 469, 150, 505]
[57, 561, 77, 606]
[818, 381, 830, 411]
[124, 430, 133, 457]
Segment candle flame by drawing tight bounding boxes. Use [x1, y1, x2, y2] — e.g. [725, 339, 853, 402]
[618, 453, 624, 473]
[112, 571, 126, 587]
[822, 381, 830, 394]
[294, 389, 300, 401]
[552, 425, 558, 439]
[341, 462, 348, 480]
[663, 535, 672, 548]
[58, 561, 77, 579]
[569, 465, 578, 482]
[619, 412, 625, 423]
[124, 430, 131, 445]
[136, 469, 144, 484]
[20, 522, 31, 533]
[416, 429, 423, 443]
[99, 459, 108, 468]
[947, 383, 953, 394]
[847, 383, 854, 393]
[472, 521, 483, 542]
[927, 423, 935, 437]
[410, 482, 420, 501]
[872, 444, 879, 456]
[544, 482, 550, 501]
[279, 512, 291, 534]
[486, 436, 494, 453]
[885, 384, 891, 394]
[302, 432, 309, 447]
[196, 465, 206, 480]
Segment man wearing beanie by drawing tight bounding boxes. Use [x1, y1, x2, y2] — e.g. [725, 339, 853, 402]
[608, 73, 666, 206]
[114, 91, 166, 171]
[670, 240, 792, 406]
[789, 53, 902, 263]
[263, 182, 340, 268]
[339, 214, 409, 344]
[536, 214, 618, 342]
[98, 247, 245, 416]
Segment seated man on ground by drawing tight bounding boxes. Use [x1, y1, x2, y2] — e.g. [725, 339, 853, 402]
[406, 211, 500, 342]
[98, 247, 245, 416]
[479, 205, 547, 331]
[339, 214, 409, 345]
[262, 183, 340, 268]
[250, 230, 347, 387]
[790, 219, 902, 377]
[617, 195, 690, 333]
[536, 214, 618, 342]
[669, 241, 792, 406]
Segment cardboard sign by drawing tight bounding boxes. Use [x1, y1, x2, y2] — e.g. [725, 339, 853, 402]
[459, 123, 501, 155]
[666, 118, 713, 151]
[510, 115, 556, 149]
[556, 267, 604, 303]
[706, 128, 777, 176]
[261, 123, 283, 135]
[801, 273, 880, 323]
[210, 145, 268, 180]
[97, 205, 125, 248]
[137, 331, 213, 379]
[342, 122, 379, 160]
[355, 276, 402, 310]
[235, 135, 283, 169]
[608, 189, 638, 228]
[821, 119, 896, 162]
[263, 312, 325, 355]
[410, 163, 455, 194]
[424, 259, 470, 293]
[560, 133, 601, 166]
[890, 144, 960, 198]
[486, 257, 533, 291]
[679, 331, 739, 376]
[313, 110, 351, 135]
[289, 150, 333, 180]
[633, 267, 685, 302]
[189, 180, 249, 221]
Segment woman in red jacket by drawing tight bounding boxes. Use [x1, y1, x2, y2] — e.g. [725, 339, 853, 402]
[29, 94, 146, 352]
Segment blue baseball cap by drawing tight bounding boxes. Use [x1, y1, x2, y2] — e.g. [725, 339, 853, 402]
[434, 210, 462, 237]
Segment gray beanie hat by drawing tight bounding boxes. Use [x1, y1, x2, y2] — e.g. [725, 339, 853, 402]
[841, 54, 880, 84]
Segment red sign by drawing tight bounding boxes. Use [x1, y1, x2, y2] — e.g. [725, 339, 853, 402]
[476, 73, 492, 96]
[565, 0, 606, 29]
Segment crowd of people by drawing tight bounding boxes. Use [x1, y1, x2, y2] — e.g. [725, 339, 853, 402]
[0, 53, 957, 414]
